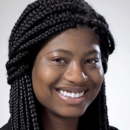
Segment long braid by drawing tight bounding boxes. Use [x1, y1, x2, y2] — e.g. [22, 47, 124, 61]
[11, 79, 19, 130]
[102, 82, 109, 130]
[98, 85, 104, 129]
[98, 81, 109, 130]
[24, 74, 39, 130]
[9, 81, 15, 130]
[6, 0, 117, 129]
[19, 77, 26, 129]
[22, 76, 31, 130]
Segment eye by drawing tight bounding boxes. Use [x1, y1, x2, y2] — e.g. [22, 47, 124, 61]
[52, 58, 67, 64]
[85, 59, 99, 64]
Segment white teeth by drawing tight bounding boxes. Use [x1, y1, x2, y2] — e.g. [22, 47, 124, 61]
[58, 90, 85, 98]
[80, 91, 84, 96]
[67, 92, 71, 97]
[75, 93, 79, 98]
[63, 91, 67, 96]
[61, 90, 63, 94]
[71, 93, 75, 98]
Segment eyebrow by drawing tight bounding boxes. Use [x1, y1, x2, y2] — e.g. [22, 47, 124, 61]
[85, 50, 101, 56]
[45, 49, 101, 56]
[45, 49, 73, 56]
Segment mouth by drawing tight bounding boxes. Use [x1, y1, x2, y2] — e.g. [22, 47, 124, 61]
[58, 89, 86, 98]
[55, 88, 89, 105]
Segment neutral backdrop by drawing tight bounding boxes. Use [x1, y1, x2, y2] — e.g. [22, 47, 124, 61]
[0, 0, 130, 130]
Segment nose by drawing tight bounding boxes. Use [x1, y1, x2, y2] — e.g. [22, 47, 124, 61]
[63, 62, 88, 85]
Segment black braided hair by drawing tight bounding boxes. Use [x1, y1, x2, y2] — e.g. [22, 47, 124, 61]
[6, 0, 118, 130]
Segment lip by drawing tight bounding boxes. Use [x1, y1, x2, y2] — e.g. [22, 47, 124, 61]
[56, 88, 89, 105]
[55, 87, 88, 93]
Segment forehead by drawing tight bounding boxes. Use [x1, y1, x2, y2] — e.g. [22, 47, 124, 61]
[48, 26, 99, 43]
[38, 27, 100, 56]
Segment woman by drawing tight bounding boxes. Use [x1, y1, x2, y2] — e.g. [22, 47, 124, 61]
[1, 0, 118, 130]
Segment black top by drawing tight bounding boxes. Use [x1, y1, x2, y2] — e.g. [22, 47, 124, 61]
[0, 121, 118, 130]
[0, 121, 11, 130]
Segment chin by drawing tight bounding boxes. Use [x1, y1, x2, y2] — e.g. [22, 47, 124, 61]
[56, 106, 88, 119]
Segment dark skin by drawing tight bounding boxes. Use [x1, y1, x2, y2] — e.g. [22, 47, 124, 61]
[32, 26, 104, 130]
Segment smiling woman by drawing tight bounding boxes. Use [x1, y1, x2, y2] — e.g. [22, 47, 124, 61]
[32, 27, 104, 121]
[1, 0, 118, 130]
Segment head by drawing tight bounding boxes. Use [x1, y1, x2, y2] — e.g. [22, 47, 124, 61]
[6, 0, 115, 130]
[32, 26, 104, 119]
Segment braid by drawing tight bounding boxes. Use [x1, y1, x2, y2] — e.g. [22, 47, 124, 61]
[9, 2, 86, 58]
[9, 74, 39, 130]
[10, 79, 19, 130]
[9, 81, 15, 130]
[6, 0, 117, 129]
[22, 76, 31, 130]
[102, 82, 109, 130]
[98, 81, 109, 130]
[98, 85, 104, 129]
[24, 74, 39, 130]
[9, 1, 41, 48]
[19, 77, 26, 129]
[11, 14, 83, 55]
[7, 64, 29, 84]
[16, 22, 75, 53]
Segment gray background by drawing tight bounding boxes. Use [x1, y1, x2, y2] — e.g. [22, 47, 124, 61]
[0, 0, 130, 129]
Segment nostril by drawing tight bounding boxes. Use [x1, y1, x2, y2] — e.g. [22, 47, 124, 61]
[63, 64, 88, 85]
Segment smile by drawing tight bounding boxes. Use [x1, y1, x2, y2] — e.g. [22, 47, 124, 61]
[58, 89, 85, 98]
[56, 88, 89, 105]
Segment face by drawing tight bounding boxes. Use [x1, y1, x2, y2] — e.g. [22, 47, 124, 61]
[32, 27, 104, 119]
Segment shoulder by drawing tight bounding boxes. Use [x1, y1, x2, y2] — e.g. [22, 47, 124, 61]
[0, 121, 11, 130]
[110, 126, 119, 130]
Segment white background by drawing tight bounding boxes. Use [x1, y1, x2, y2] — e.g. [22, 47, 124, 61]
[0, 0, 130, 129]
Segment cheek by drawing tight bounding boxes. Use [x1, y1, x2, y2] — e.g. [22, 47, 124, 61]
[88, 66, 104, 97]
[32, 64, 61, 102]
[95, 69, 104, 91]
[94, 67, 104, 86]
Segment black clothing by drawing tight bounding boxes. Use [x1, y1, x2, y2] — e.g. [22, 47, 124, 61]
[0, 121, 118, 130]
[0, 121, 11, 130]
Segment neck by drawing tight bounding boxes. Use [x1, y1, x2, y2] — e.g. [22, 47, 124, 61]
[40, 109, 79, 130]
